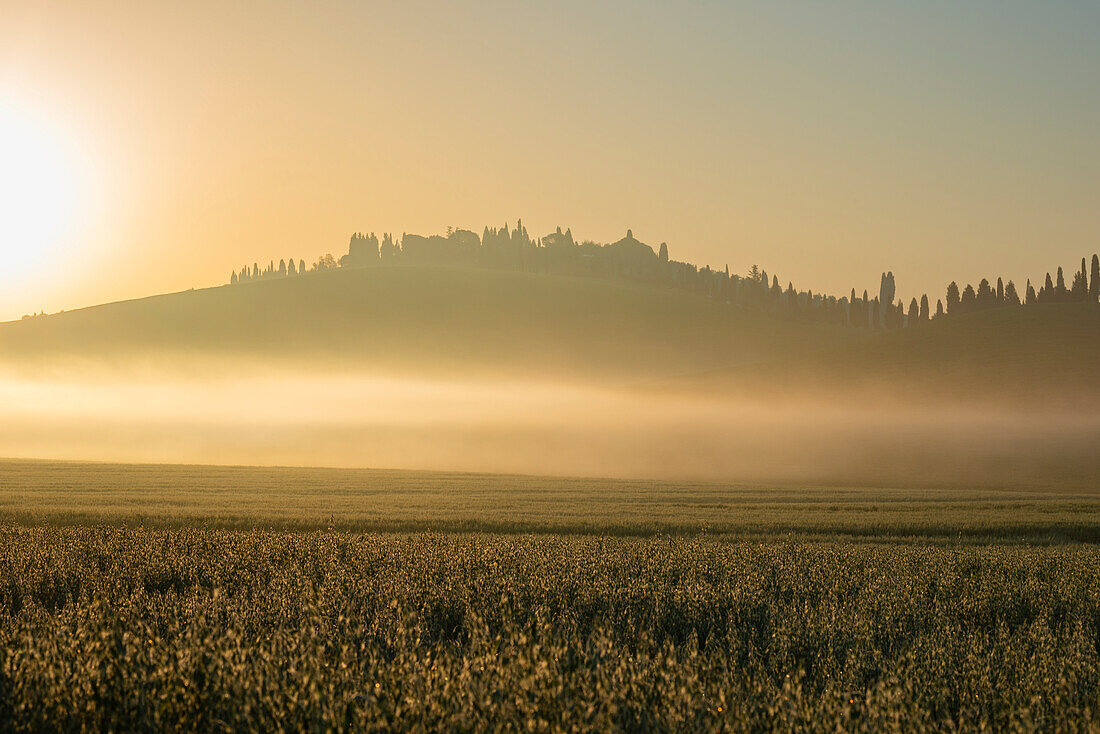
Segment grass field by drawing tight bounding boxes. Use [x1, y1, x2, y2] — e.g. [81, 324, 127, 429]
[2, 459, 1099, 731]
[1, 527, 1098, 731]
[2, 459, 1099, 542]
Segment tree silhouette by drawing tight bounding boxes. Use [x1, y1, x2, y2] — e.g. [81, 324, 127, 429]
[977, 279, 994, 309]
[961, 284, 976, 311]
[1068, 258, 1088, 301]
[879, 272, 895, 328]
[225, 219, 1100, 333]
[1091, 254, 1100, 303]
[946, 282, 960, 315]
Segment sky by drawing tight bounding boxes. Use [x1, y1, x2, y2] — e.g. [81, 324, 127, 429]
[0, 0, 1097, 321]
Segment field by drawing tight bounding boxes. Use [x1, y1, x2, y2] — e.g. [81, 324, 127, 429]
[1, 460, 1099, 731]
[2, 528, 1099, 731]
[2, 459, 1099, 542]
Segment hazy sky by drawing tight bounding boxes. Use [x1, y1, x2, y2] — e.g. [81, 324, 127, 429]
[0, 0, 1097, 320]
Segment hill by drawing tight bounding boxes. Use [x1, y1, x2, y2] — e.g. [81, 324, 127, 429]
[0, 265, 858, 381]
[672, 302, 1100, 407]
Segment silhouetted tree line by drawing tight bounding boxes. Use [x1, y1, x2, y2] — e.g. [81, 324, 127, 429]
[942, 255, 1100, 316]
[229, 225, 1100, 330]
[231, 258, 311, 285]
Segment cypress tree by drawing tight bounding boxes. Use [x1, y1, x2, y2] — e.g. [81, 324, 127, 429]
[1091, 254, 1100, 302]
[1026, 280, 1037, 305]
[879, 272, 895, 328]
[977, 278, 994, 309]
[946, 282, 960, 315]
[961, 284, 976, 311]
[1004, 280, 1021, 306]
[1071, 264, 1088, 301]
[919, 294, 930, 322]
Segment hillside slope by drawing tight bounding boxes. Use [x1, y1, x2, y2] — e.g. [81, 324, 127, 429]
[0, 266, 857, 381]
[674, 302, 1100, 406]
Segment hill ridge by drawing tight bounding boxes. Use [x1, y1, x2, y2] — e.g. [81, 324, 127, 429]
[0, 265, 858, 382]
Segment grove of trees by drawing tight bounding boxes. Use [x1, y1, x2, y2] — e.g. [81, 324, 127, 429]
[229, 225, 1100, 331]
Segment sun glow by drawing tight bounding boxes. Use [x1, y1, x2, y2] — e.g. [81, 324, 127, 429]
[0, 99, 87, 285]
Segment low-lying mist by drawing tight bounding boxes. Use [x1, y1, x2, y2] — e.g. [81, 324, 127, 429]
[2, 363, 1096, 489]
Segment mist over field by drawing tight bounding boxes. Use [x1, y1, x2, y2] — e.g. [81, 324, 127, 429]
[1, 362, 1096, 487]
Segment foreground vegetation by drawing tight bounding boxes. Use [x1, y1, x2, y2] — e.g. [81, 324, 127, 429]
[2, 461, 1097, 730]
[1, 527, 1098, 731]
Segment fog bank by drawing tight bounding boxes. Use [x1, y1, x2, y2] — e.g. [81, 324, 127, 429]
[1, 368, 1096, 488]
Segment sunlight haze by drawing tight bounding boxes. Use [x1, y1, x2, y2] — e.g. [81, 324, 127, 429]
[1, 4, 1099, 727]
[0, 0, 1097, 320]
